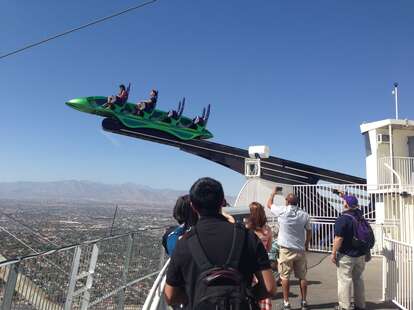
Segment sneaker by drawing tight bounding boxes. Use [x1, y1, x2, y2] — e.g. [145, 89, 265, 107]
[301, 300, 309, 310]
[283, 302, 291, 310]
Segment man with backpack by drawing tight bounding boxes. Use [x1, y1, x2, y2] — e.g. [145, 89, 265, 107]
[164, 177, 277, 309]
[332, 193, 375, 310]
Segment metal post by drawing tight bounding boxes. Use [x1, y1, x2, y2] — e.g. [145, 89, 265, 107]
[393, 82, 399, 120]
[1, 263, 19, 310]
[80, 244, 99, 310]
[412, 243, 414, 309]
[388, 124, 394, 185]
[117, 234, 134, 310]
[382, 227, 387, 301]
[159, 241, 166, 271]
[64, 246, 82, 310]
[110, 205, 119, 236]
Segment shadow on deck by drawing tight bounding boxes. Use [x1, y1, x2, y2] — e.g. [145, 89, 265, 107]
[271, 252, 397, 310]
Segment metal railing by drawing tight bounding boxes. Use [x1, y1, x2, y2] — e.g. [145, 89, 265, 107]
[307, 221, 393, 256]
[378, 157, 414, 186]
[383, 238, 414, 310]
[292, 183, 383, 221]
[0, 230, 166, 310]
[141, 260, 170, 310]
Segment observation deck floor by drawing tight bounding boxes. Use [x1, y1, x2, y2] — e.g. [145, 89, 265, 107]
[271, 252, 397, 310]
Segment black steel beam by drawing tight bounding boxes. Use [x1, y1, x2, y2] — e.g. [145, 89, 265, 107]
[102, 118, 366, 185]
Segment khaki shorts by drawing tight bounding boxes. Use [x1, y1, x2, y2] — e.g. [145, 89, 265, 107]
[278, 247, 307, 280]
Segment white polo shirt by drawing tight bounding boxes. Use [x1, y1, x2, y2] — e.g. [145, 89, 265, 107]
[270, 204, 311, 252]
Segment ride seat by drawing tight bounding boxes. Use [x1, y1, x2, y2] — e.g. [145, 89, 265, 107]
[165, 98, 185, 124]
[189, 104, 210, 129]
[141, 101, 157, 119]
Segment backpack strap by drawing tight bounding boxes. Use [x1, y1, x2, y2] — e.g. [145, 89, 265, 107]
[187, 224, 246, 271]
[343, 213, 356, 221]
[187, 227, 214, 271]
[343, 212, 361, 237]
[224, 223, 246, 269]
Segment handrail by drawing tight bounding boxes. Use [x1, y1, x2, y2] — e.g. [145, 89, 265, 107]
[234, 178, 253, 207]
[142, 259, 170, 310]
[379, 157, 414, 186]
[384, 163, 402, 189]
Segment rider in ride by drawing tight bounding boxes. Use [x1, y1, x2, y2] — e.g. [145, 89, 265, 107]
[104, 84, 128, 109]
[191, 104, 210, 127]
[135, 89, 158, 115]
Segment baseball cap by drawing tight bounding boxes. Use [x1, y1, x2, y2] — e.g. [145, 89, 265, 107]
[343, 195, 358, 208]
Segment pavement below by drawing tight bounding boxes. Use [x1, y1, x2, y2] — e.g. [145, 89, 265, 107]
[271, 252, 397, 310]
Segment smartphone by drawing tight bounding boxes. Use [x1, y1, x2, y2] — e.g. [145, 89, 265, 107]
[275, 186, 283, 193]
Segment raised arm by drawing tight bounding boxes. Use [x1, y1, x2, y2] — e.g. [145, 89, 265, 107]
[266, 189, 276, 209]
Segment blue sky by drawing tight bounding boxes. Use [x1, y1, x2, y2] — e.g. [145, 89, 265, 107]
[1, 0, 413, 195]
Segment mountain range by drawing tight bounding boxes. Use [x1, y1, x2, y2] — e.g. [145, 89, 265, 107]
[0, 180, 186, 204]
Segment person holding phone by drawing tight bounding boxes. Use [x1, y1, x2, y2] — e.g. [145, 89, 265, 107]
[267, 190, 311, 310]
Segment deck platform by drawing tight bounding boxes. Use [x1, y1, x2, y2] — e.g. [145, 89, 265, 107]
[271, 252, 397, 310]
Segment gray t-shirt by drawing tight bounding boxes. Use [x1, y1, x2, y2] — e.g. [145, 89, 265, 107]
[270, 204, 311, 252]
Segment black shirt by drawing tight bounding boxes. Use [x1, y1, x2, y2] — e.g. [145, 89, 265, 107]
[166, 215, 270, 308]
[334, 208, 366, 257]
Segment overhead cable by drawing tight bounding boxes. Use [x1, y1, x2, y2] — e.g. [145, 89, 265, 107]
[0, 210, 61, 247]
[0, 225, 39, 254]
[0, 0, 158, 60]
[0, 225, 67, 272]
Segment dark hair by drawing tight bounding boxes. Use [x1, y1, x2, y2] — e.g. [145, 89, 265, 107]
[119, 84, 126, 91]
[190, 177, 224, 216]
[246, 202, 267, 230]
[151, 89, 158, 95]
[173, 195, 198, 228]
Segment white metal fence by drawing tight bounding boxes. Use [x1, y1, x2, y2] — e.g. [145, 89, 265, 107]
[293, 184, 375, 220]
[306, 221, 393, 257]
[378, 157, 414, 186]
[383, 238, 414, 310]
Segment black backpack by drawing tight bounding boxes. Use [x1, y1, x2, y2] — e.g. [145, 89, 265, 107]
[187, 224, 259, 310]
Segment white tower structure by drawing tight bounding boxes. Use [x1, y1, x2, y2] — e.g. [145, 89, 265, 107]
[360, 119, 414, 186]
[361, 118, 414, 244]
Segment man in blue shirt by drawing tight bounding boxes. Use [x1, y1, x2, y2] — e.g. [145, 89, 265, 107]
[332, 194, 368, 310]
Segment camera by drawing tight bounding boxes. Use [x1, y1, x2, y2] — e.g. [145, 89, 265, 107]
[248, 145, 270, 159]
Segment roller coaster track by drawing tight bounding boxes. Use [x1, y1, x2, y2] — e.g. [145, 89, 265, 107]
[102, 118, 366, 185]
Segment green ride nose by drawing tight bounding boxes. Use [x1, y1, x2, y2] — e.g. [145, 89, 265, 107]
[66, 98, 94, 113]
